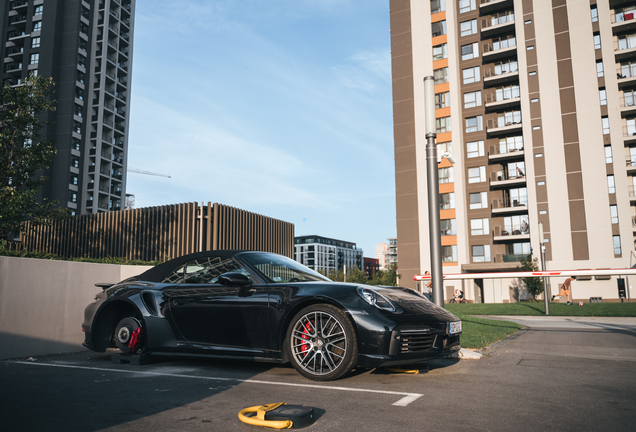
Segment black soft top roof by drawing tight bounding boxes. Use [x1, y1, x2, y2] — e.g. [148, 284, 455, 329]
[137, 249, 249, 282]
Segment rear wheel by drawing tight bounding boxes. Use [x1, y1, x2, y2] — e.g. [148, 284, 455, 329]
[114, 317, 144, 354]
[286, 304, 357, 381]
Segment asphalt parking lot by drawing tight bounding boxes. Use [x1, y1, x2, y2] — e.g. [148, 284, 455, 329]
[2, 317, 635, 432]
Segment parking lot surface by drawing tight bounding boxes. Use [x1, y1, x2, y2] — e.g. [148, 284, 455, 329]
[2, 317, 635, 431]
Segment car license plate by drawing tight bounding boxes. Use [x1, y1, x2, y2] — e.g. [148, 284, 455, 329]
[449, 321, 462, 335]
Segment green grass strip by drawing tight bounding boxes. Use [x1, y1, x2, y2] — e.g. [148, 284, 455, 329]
[447, 308, 522, 349]
[446, 302, 636, 317]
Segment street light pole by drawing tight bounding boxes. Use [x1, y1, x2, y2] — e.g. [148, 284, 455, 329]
[424, 76, 444, 308]
[539, 222, 549, 315]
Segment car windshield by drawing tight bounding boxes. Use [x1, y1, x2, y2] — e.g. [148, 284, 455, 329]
[241, 253, 330, 283]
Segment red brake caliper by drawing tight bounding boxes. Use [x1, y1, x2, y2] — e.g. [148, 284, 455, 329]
[128, 326, 144, 354]
[300, 322, 312, 353]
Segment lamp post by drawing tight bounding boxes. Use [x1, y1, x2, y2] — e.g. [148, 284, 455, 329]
[539, 222, 549, 315]
[424, 76, 445, 308]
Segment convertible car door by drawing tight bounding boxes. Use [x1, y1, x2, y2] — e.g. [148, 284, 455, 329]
[166, 257, 271, 354]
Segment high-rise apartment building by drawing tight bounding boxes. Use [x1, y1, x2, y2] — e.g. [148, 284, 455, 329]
[1, 0, 135, 215]
[391, 0, 634, 302]
[294, 235, 364, 274]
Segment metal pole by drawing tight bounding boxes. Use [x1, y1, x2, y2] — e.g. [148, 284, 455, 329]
[539, 223, 549, 315]
[424, 76, 444, 308]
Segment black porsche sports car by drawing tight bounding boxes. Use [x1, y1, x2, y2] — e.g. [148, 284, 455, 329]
[83, 250, 462, 381]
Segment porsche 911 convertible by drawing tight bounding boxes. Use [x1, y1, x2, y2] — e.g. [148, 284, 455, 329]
[82, 250, 462, 381]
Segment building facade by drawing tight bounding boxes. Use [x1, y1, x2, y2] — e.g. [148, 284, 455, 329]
[391, 0, 634, 302]
[363, 257, 380, 278]
[375, 242, 388, 268]
[294, 235, 364, 274]
[1, 0, 135, 215]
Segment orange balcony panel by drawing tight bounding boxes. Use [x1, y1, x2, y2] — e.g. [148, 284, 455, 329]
[439, 183, 454, 194]
[443, 262, 457, 267]
[437, 132, 452, 142]
[438, 158, 452, 168]
[440, 209, 455, 219]
[432, 35, 447, 46]
[441, 236, 457, 246]
[433, 59, 448, 70]
[435, 107, 451, 118]
[431, 11, 446, 22]
[435, 82, 450, 93]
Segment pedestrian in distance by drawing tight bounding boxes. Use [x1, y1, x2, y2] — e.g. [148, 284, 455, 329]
[552, 276, 576, 305]
[424, 270, 432, 292]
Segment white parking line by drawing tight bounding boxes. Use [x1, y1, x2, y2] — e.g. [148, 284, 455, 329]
[13, 361, 423, 406]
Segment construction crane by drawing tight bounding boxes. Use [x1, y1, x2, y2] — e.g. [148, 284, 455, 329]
[127, 168, 171, 178]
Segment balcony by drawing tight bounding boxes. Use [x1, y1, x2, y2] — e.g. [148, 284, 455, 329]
[10, 0, 28, 9]
[485, 93, 521, 111]
[493, 225, 530, 242]
[480, 15, 515, 38]
[491, 198, 528, 215]
[611, 10, 636, 34]
[623, 124, 636, 144]
[8, 30, 28, 40]
[486, 118, 522, 136]
[629, 185, 636, 201]
[499, 253, 530, 263]
[627, 156, 636, 173]
[85, 199, 94, 207]
[489, 171, 526, 188]
[614, 36, 636, 60]
[479, 0, 513, 14]
[488, 145, 524, 162]
[482, 42, 517, 61]
[484, 68, 519, 86]
[4, 62, 23, 73]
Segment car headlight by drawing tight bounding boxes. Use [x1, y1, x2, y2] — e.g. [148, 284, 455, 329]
[357, 287, 396, 312]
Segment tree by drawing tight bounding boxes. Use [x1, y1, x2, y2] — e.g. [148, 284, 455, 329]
[518, 250, 543, 300]
[0, 74, 68, 237]
[367, 262, 401, 286]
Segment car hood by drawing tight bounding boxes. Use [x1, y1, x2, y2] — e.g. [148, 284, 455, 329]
[364, 285, 460, 322]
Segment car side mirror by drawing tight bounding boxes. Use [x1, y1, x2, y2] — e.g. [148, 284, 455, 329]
[218, 272, 252, 287]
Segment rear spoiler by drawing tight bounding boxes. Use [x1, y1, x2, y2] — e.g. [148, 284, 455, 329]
[95, 283, 115, 291]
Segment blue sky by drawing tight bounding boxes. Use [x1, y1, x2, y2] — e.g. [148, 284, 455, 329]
[126, 0, 395, 256]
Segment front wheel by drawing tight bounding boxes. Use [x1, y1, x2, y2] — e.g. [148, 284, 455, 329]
[114, 317, 144, 354]
[286, 304, 358, 381]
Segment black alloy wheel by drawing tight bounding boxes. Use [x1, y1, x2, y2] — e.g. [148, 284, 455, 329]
[114, 317, 144, 354]
[286, 304, 358, 381]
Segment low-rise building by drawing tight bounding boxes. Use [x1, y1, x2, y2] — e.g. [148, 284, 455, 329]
[294, 235, 363, 273]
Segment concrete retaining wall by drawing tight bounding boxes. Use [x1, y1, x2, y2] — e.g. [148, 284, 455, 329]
[0, 256, 152, 360]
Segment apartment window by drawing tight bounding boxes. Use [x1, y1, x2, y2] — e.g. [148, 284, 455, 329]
[597, 60, 604, 77]
[494, 60, 518, 76]
[433, 43, 448, 60]
[593, 33, 601, 50]
[602, 116, 610, 135]
[620, 61, 636, 78]
[439, 167, 454, 184]
[465, 115, 483, 133]
[464, 91, 482, 108]
[432, 20, 447, 37]
[616, 6, 636, 22]
[74, 104, 83, 117]
[31, 37, 40, 48]
[614, 236, 622, 255]
[599, 88, 607, 106]
[610, 205, 619, 224]
[495, 85, 520, 101]
[605, 145, 613, 163]
[466, 140, 484, 158]
[617, 33, 636, 50]
[463, 66, 480, 84]
[438, 141, 452, 154]
[81, 5, 90, 19]
[442, 245, 458, 263]
[436, 116, 452, 133]
[77, 53, 86, 68]
[507, 242, 531, 257]
[441, 219, 457, 236]
[608, 175, 616, 193]
[468, 166, 486, 183]
[434, 67, 449, 84]
[508, 188, 527, 206]
[80, 22, 88, 35]
[68, 191, 77, 203]
[440, 192, 455, 210]
[431, 0, 446, 14]
[504, 215, 529, 234]
[30, 53, 39, 65]
[469, 192, 488, 209]
[77, 71, 86, 84]
[72, 138, 81, 150]
[508, 161, 525, 178]
[33, 21, 42, 32]
[497, 110, 521, 127]
[471, 218, 489, 235]
[75, 87, 84, 100]
[460, 19, 477, 37]
[71, 156, 80, 168]
[34, 5, 43, 15]
[70, 175, 78, 185]
[499, 136, 523, 153]
[459, 0, 476, 14]
[79, 38, 88, 51]
[461, 42, 479, 60]
[591, 6, 598, 22]
[472, 245, 491, 262]
[436, 91, 451, 109]
[73, 120, 82, 134]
